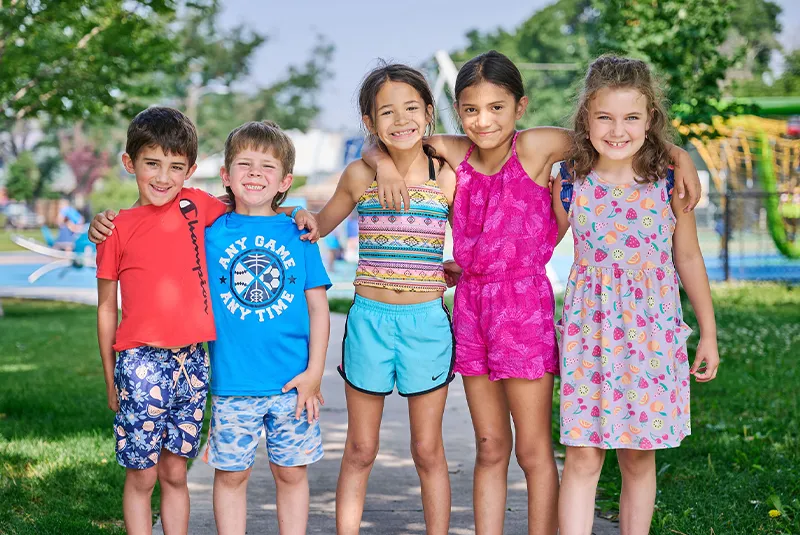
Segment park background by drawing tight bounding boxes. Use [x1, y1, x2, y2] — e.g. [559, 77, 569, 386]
[0, 0, 799, 534]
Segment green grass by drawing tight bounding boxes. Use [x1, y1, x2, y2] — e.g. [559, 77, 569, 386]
[0, 300, 132, 534]
[575, 283, 799, 534]
[0, 229, 40, 252]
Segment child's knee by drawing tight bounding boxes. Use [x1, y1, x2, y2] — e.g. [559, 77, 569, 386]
[126, 466, 158, 492]
[270, 464, 307, 486]
[515, 440, 555, 475]
[215, 468, 251, 489]
[617, 449, 655, 478]
[409, 437, 445, 472]
[475, 434, 513, 467]
[344, 439, 380, 469]
[157, 453, 188, 488]
[565, 446, 605, 477]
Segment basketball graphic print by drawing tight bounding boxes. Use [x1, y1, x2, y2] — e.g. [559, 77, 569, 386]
[230, 248, 285, 308]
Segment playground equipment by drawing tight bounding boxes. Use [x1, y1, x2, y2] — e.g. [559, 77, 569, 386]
[11, 227, 95, 283]
[687, 108, 800, 261]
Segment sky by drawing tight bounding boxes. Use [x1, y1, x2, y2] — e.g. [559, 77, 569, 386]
[219, 0, 800, 131]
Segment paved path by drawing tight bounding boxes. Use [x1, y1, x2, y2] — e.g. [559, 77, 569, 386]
[154, 314, 618, 535]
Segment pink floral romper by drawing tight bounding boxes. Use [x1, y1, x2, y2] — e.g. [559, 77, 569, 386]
[452, 132, 559, 381]
[557, 163, 692, 450]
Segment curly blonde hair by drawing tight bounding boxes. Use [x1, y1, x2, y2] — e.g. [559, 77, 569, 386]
[567, 55, 674, 184]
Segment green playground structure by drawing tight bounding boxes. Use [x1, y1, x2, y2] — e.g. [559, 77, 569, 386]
[690, 96, 800, 260]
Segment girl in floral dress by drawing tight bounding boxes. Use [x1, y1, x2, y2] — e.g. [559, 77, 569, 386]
[552, 55, 720, 535]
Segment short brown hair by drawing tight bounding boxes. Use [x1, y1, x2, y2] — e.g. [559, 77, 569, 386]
[223, 121, 296, 210]
[126, 106, 198, 166]
[568, 55, 674, 184]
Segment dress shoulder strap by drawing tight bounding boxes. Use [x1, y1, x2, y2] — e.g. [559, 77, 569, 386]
[510, 131, 521, 157]
[559, 161, 575, 214]
[427, 155, 436, 182]
[463, 142, 477, 162]
[665, 166, 675, 202]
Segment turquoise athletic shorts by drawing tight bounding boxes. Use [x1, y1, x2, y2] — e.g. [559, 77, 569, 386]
[338, 294, 455, 396]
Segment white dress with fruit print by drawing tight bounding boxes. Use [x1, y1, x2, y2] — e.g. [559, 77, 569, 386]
[556, 164, 692, 450]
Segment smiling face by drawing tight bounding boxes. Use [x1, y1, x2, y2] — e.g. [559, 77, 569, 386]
[221, 148, 293, 215]
[456, 81, 527, 150]
[588, 87, 650, 166]
[123, 145, 196, 207]
[364, 80, 432, 153]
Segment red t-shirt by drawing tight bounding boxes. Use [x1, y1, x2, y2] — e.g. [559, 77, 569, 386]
[96, 188, 228, 351]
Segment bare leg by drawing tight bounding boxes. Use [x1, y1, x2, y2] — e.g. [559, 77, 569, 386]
[335, 385, 385, 535]
[504, 376, 559, 535]
[213, 468, 251, 535]
[617, 449, 656, 535]
[271, 464, 310, 535]
[558, 446, 605, 535]
[407, 386, 451, 535]
[123, 465, 158, 535]
[157, 451, 190, 535]
[463, 375, 513, 535]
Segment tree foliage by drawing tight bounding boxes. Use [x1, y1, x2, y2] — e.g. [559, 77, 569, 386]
[452, 0, 592, 128]
[0, 0, 188, 126]
[451, 0, 785, 137]
[5, 151, 39, 202]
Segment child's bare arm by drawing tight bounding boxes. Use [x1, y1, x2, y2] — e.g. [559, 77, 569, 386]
[312, 160, 370, 236]
[97, 279, 119, 411]
[671, 194, 719, 382]
[282, 287, 330, 422]
[516, 127, 572, 186]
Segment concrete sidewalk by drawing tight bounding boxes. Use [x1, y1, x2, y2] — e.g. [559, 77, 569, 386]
[156, 314, 618, 535]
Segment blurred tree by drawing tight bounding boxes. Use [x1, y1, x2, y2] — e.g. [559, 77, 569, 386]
[167, 0, 264, 124]
[90, 170, 140, 212]
[452, 0, 784, 136]
[5, 152, 40, 203]
[162, 2, 335, 154]
[451, 0, 592, 128]
[0, 0, 200, 159]
[591, 0, 741, 138]
[58, 123, 111, 197]
[191, 36, 335, 155]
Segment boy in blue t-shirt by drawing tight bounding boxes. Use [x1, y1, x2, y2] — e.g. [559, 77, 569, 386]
[203, 121, 331, 534]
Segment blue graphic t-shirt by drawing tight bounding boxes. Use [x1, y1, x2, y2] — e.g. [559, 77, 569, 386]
[205, 212, 331, 396]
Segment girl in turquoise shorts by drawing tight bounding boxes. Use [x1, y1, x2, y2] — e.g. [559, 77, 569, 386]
[291, 63, 457, 535]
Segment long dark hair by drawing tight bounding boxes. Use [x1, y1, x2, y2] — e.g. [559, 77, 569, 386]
[454, 50, 525, 102]
[358, 62, 443, 166]
[568, 55, 674, 184]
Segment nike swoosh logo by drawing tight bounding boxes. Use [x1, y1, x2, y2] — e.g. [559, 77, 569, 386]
[432, 372, 446, 381]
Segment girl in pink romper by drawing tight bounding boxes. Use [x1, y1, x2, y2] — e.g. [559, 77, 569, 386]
[552, 55, 719, 535]
[365, 51, 702, 535]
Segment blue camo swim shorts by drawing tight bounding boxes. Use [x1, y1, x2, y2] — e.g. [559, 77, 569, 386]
[204, 392, 324, 471]
[113, 344, 209, 469]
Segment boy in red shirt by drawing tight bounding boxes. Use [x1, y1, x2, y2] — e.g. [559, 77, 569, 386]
[96, 107, 227, 534]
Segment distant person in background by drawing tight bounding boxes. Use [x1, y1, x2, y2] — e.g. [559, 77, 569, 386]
[53, 205, 85, 251]
[323, 223, 345, 272]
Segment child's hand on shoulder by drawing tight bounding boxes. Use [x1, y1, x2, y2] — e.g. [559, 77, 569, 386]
[282, 370, 323, 423]
[443, 260, 462, 287]
[690, 337, 719, 382]
[89, 210, 118, 243]
[294, 209, 320, 243]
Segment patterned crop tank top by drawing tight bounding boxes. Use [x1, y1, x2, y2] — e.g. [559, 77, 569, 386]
[354, 156, 449, 292]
